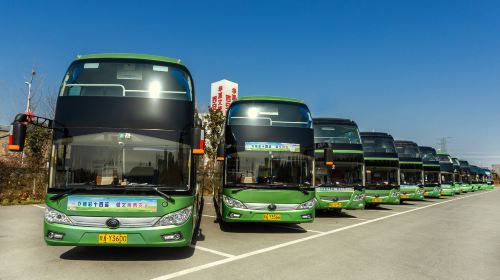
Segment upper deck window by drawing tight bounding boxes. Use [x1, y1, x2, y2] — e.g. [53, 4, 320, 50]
[60, 60, 192, 101]
[314, 124, 361, 144]
[362, 137, 396, 154]
[396, 144, 421, 158]
[227, 101, 312, 128]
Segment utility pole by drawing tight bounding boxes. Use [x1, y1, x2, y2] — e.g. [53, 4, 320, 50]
[25, 68, 36, 113]
[437, 137, 451, 153]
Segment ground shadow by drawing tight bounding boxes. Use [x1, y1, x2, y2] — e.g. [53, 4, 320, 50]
[399, 201, 417, 206]
[60, 246, 195, 261]
[314, 210, 359, 219]
[364, 205, 392, 211]
[219, 222, 309, 234]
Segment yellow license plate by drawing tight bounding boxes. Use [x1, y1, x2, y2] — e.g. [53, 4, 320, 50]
[372, 198, 382, 203]
[98, 234, 128, 244]
[423, 192, 429, 196]
[328, 202, 342, 208]
[400, 194, 410, 199]
[263, 214, 281, 221]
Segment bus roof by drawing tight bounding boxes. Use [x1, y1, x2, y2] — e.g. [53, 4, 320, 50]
[437, 152, 450, 156]
[313, 118, 358, 126]
[235, 96, 305, 104]
[360, 132, 393, 139]
[419, 146, 436, 152]
[394, 140, 418, 146]
[75, 53, 184, 65]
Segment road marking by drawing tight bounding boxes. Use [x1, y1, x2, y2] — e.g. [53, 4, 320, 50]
[346, 217, 368, 221]
[202, 214, 217, 218]
[189, 245, 235, 258]
[32, 205, 45, 209]
[151, 190, 493, 280]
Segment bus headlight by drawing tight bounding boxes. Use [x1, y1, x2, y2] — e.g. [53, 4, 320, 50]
[45, 207, 73, 225]
[391, 192, 400, 197]
[155, 206, 192, 226]
[297, 198, 316, 210]
[223, 195, 247, 209]
[433, 187, 440, 192]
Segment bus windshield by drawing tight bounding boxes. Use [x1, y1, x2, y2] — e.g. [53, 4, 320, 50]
[362, 138, 396, 154]
[225, 150, 313, 187]
[437, 155, 452, 163]
[441, 173, 454, 184]
[227, 102, 312, 128]
[421, 150, 438, 162]
[314, 124, 361, 144]
[401, 170, 422, 185]
[315, 163, 363, 187]
[60, 60, 192, 101]
[425, 171, 440, 184]
[49, 130, 191, 190]
[366, 167, 398, 186]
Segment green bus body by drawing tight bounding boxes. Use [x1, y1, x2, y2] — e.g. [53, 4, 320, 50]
[214, 97, 316, 224]
[437, 152, 456, 196]
[313, 118, 365, 211]
[419, 146, 442, 198]
[458, 159, 473, 192]
[395, 141, 425, 201]
[451, 158, 463, 194]
[43, 54, 203, 247]
[361, 132, 401, 205]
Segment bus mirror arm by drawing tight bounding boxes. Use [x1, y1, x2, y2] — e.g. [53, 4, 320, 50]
[191, 127, 205, 155]
[324, 148, 334, 166]
[8, 112, 54, 152]
[216, 143, 225, 161]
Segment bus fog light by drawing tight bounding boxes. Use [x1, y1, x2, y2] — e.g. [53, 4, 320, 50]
[301, 214, 312, 219]
[223, 195, 247, 209]
[297, 198, 316, 210]
[229, 212, 241, 218]
[155, 206, 192, 226]
[47, 231, 64, 240]
[161, 232, 183, 241]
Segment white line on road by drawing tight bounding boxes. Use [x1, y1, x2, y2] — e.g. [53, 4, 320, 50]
[151, 190, 493, 280]
[202, 214, 217, 218]
[188, 245, 235, 258]
[346, 217, 368, 221]
[32, 205, 45, 209]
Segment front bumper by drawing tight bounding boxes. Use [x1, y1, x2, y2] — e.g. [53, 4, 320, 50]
[44, 218, 193, 247]
[365, 190, 400, 205]
[221, 205, 314, 223]
[440, 188, 455, 196]
[315, 190, 365, 210]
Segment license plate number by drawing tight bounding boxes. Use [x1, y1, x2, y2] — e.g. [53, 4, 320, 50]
[372, 198, 382, 203]
[400, 194, 410, 199]
[98, 234, 128, 244]
[328, 202, 342, 208]
[423, 192, 429, 196]
[263, 214, 281, 221]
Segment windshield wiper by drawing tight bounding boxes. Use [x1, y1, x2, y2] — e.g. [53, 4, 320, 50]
[228, 183, 310, 194]
[50, 185, 96, 201]
[125, 185, 175, 203]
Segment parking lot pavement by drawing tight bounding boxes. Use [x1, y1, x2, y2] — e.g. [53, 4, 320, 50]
[1, 189, 498, 280]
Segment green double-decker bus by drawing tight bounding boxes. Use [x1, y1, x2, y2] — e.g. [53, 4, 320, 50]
[9, 54, 205, 247]
[419, 146, 441, 198]
[458, 159, 474, 192]
[214, 96, 316, 225]
[394, 140, 424, 201]
[452, 158, 464, 194]
[437, 152, 455, 196]
[469, 165, 482, 191]
[313, 118, 365, 212]
[360, 132, 400, 205]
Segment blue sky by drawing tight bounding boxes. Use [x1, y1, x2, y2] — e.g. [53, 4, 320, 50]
[1, 0, 499, 166]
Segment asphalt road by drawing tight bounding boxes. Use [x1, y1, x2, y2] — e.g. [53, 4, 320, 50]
[1, 189, 499, 280]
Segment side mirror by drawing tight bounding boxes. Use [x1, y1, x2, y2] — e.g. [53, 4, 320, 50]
[8, 122, 27, 152]
[192, 127, 204, 155]
[216, 144, 225, 161]
[324, 148, 334, 166]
